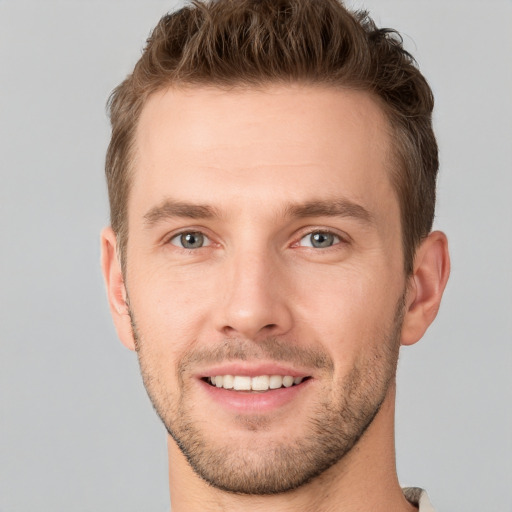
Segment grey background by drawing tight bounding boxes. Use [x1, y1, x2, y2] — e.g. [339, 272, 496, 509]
[1, 1, 511, 511]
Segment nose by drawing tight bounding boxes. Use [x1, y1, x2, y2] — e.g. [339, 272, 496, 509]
[214, 247, 293, 340]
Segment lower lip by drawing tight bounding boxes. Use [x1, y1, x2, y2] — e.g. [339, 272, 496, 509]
[198, 379, 311, 413]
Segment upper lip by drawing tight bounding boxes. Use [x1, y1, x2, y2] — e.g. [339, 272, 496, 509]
[195, 362, 312, 379]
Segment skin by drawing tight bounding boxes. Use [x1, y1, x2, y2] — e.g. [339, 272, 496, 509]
[102, 84, 450, 512]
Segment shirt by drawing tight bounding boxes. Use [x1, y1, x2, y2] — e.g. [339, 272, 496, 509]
[403, 487, 436, 511]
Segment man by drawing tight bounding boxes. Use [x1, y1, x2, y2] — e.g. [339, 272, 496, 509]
[101, 0, 450, 510]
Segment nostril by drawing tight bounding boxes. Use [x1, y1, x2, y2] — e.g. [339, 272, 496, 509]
[221, 323, 278, 338]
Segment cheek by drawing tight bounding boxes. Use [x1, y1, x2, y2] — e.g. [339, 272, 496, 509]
[291, 265, 402, 353]
[127, 265, 216, 350]
[296, 264, 396, 315]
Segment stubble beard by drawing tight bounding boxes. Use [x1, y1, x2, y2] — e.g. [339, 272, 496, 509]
[129, 298, 404, 496]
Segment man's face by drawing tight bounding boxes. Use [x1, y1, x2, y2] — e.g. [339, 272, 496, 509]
[123, 85, 407, 494]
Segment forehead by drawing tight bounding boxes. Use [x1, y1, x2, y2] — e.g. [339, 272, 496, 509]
[131, 84, 396, 221]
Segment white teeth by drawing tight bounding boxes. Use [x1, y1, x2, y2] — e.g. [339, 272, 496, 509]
[208, 375, 306, 391]
[269, 375, 283, 389]
[251, 375, 270, 391]
[233, 376, 251, 391]
[282, 376, 294, 388]
[222, 375, 234, 389]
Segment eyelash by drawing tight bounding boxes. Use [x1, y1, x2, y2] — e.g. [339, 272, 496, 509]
[294, 228, 350, 250]
[296, 230, 341, 248]
[166, 228, 348, 252]
[167, 230, 212, 250]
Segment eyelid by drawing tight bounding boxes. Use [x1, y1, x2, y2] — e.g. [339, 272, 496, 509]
[166, 229, 213, 249]
[293, 227, 351, 248]
[162, 226, 350, 250]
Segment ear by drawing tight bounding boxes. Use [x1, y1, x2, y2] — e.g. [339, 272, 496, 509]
[100, 227, 136, 351]
[401, 231, 450, 346]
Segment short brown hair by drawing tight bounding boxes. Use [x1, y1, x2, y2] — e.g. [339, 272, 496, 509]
[106, 0, 438, 274]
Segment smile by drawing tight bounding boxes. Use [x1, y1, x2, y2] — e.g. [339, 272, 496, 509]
[205, 375, 308, 391]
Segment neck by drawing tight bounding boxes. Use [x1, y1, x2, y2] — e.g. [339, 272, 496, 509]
[167, 382, 416, 512]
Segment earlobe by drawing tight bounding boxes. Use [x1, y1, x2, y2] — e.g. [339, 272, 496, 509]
[401, 231, 450, 346]
[100, 227, 136, 351]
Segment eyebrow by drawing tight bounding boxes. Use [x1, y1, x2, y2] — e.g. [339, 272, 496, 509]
[143, 200, 220, 227]
[283, 198, 374, 224]
[143, 197, 373, 228]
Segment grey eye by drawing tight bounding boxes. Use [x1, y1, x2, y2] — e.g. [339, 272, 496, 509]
[299, 231, 340, 248]
[170, 232, 210, 249]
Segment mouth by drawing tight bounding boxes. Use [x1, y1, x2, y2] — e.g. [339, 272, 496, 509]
[197, 368, 314, 413]
[202, 375, 312, 392]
